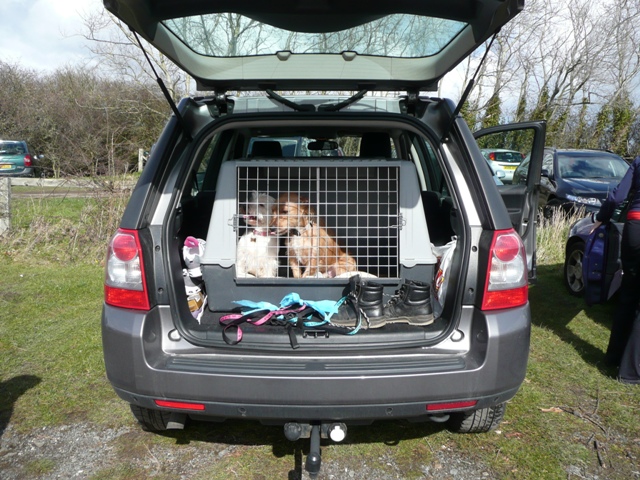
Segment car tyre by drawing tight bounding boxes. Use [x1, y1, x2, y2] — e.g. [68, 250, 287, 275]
[564, 241, 585, 296]
[447, 403, 506, 433]
[130, 404, 172, 432]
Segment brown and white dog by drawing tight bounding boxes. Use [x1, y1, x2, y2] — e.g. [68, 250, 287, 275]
[275, 193, 357, 278]
[236, 191, 279, 277]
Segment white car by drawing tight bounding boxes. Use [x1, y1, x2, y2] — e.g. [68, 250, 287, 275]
[481, 148, 525, 183]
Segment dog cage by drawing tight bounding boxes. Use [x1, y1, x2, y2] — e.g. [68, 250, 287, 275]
[200, 160, 436, 310]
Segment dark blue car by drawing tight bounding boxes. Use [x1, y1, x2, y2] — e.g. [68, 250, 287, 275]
[514, 148, 629, 218]
[564, 203, 628, 301]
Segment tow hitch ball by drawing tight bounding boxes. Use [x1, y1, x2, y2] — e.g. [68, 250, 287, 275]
[284, 422, 347, 478]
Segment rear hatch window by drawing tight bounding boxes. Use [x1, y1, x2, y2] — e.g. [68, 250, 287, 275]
[105, 0, 523, 91]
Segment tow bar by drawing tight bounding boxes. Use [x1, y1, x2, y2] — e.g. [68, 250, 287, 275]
[284, 422, 348, 478]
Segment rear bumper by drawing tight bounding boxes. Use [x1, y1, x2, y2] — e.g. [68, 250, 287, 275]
[102, 303, 531, 423]
[0, 167, 34, 177]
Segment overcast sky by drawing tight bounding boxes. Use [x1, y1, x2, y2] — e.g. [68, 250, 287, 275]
[0, 0, 102, 72]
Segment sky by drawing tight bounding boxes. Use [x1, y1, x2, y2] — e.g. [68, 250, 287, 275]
[0, 0, 102, 72]
[0, 0, 463, 100]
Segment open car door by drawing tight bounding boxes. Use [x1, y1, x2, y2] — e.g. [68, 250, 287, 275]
[582, 222, 624, 305]
[474, 121, 546, 280]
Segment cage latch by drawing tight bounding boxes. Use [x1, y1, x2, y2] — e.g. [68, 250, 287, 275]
[228, 214, 242, 232]
[390, 213, 406, 230]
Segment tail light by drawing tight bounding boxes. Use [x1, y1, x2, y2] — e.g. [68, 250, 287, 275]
[104, 229, 150, 310]
[488, 152, 496, 161]
[23, 154, 33, 167]
[481, 229, 528, 310]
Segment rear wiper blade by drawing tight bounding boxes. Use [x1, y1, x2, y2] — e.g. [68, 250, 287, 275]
[318, 90, 368, 111]
[266, 89, 315, 112]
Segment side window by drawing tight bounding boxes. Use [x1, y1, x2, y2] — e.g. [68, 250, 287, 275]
[410, 135, 446, 194]
[189, 133, 221, 196]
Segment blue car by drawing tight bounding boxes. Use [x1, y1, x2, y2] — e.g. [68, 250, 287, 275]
[514, 148, 629, 219]
[564, 204, 628, 301]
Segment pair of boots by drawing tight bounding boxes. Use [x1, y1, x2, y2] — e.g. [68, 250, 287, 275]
[330, 275, 434, 329]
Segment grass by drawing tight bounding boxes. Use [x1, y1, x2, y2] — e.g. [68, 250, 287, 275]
[1, 193, 640, 479]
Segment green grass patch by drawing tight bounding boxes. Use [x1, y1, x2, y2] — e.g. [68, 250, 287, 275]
[23, 458, 57, 476]
[0, 258, 129, 430]
[3, 193, 128, 263]
[2, 199, 640, 478]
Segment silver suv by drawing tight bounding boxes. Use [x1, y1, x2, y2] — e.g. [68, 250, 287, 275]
[102, 1, 544, 476]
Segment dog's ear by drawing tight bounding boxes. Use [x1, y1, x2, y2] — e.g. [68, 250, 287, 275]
[300, 196, 310, 204]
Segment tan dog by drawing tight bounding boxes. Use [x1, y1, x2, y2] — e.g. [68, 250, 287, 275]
[275, 193, 357, 278]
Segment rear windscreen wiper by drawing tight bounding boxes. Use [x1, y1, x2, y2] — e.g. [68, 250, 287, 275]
[318, 90, 368, 111]
[266, 89, 315, 111]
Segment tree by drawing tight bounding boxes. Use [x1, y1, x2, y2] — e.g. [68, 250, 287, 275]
[81, 9, 190, 103]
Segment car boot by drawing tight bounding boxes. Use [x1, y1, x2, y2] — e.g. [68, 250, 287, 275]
[329, 275, 384, 329]
[369, 279, 434, 328]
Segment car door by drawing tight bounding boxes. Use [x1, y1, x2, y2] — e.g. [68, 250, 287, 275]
[583, 200, 626, 304]
[474, 122, 546, 279]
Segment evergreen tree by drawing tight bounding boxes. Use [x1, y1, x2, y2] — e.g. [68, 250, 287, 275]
[592, 105, 612, 150]
[611, 92, 635, 157]
[574, 98, 589, 148]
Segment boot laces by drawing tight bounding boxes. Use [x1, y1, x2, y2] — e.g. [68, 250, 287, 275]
[387, 288, 405, 306]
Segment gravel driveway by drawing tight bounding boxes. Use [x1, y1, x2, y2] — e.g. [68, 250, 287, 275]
[0, 420, 499, 479]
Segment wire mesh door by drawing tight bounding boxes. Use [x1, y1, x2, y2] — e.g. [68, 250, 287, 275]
[236, 164, 400, 279]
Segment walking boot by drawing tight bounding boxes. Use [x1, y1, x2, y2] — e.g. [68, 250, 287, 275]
[368, 279, 434, 329]
[329, 275, 384, 329]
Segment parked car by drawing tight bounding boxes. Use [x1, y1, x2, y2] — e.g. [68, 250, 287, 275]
[564, 205, 626, 300]
[480, 148, 524, 183]
[513, 148, 629, 218]
[0, 140, 36, 177]
[101, 1, 544, 476]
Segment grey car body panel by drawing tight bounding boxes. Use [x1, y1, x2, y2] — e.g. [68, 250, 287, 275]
[102, 302, 530, 421]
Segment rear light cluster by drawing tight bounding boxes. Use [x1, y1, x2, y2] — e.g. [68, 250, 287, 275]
[481, 229, 528, 311]
[24, 154, 33, 167]
[104, 229, 150, 310]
